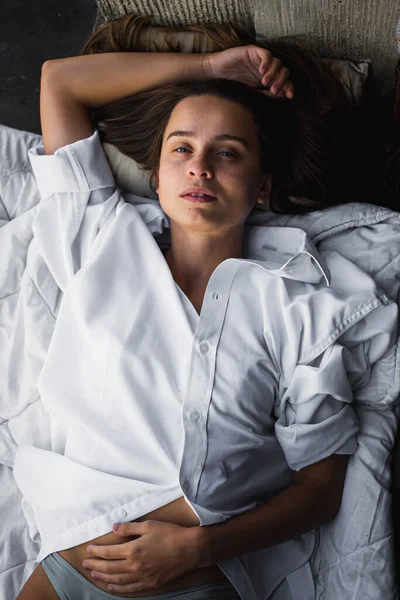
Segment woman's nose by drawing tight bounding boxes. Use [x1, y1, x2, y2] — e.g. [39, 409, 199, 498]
[188, 156, 213, 177]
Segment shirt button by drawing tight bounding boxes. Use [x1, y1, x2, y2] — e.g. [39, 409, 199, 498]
[200, 342, 209, 354]
[182, 481, 191, 493]
[190, 410, 200, 422]
[119, 509, 127, 518]
[214, 293, 221, 300]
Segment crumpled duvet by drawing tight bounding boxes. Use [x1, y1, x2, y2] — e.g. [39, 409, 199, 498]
[0, 123, 399, 599]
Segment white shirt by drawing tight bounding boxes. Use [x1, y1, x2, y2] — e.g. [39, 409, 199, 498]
[12, 129, 398, 600]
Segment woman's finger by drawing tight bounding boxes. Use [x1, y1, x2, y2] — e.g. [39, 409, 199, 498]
[90, 570, 136, 584]
[283, 81, 295, 98]
[262, 58, 281, 86]
[83, 558, 129, 574]
[260, 89, 287, 99]
[269, 67, 290, 95]
[251, 45, 271, 74]
[259, 50, 272, 75]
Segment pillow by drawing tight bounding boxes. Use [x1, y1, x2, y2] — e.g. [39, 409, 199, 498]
[102, 142, 159, 200]
[100, 26, 370, 208]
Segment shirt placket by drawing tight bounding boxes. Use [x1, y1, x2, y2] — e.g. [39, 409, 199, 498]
[179, 260, 242, 503]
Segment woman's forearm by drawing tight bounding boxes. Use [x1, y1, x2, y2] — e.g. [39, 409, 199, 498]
[43, 52, 210, 109]
[194, 478, 339, 568]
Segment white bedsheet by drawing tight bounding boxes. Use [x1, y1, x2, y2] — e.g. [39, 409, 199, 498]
[0, 123, 399, 600]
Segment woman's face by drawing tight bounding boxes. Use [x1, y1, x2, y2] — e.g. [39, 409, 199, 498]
[155, 95, 270, 232]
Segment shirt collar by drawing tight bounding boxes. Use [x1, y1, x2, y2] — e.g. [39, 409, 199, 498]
[243, 225, 331, 286]
[146, 208, 331, 287]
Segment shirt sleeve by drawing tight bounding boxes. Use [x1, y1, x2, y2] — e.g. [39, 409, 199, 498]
[274, 342, 360, 472]
[28, 128, 124, 291]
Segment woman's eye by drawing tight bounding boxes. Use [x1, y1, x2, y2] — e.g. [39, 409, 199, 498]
[174, 147, 235, 157]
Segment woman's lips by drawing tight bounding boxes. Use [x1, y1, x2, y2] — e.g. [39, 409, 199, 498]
[182, 195, 216, 203]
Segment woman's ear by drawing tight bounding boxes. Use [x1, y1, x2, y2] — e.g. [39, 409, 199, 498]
[256, 174, 272, 205]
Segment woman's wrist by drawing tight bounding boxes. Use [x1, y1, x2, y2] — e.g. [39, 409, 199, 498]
[197, 53, 215, 82]
[192, 524, 219, 569]
[184, 53, 213, 83]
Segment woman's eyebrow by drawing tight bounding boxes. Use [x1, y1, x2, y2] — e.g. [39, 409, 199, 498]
[166, 130, 249, 149]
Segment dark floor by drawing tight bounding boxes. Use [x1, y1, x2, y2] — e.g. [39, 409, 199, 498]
[0, 0, 98, 135]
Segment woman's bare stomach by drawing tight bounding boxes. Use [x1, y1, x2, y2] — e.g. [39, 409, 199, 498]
[57, 496, 229, 598]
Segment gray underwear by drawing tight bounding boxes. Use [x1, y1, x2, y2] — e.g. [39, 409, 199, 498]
[42, 552, 240, 600]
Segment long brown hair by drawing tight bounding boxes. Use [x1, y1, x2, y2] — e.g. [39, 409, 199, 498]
[81, 14, 370, 215]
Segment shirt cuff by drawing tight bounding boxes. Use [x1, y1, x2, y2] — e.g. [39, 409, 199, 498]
[275, 342, 360, 471]
[27, 129, 115, 197]
[275, 405, 358, 471]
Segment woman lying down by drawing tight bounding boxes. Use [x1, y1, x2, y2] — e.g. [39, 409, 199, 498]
[14, 14, 398, 600]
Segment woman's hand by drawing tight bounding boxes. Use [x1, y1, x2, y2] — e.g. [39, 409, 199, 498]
[82, 520, 203, 594]
[203, 44, 294, 99]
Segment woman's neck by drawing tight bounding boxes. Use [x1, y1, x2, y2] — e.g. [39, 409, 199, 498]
[161, 242, 243, 297]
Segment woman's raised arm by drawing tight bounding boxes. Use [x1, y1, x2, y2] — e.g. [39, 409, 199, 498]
[40, 52, 208, 155]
